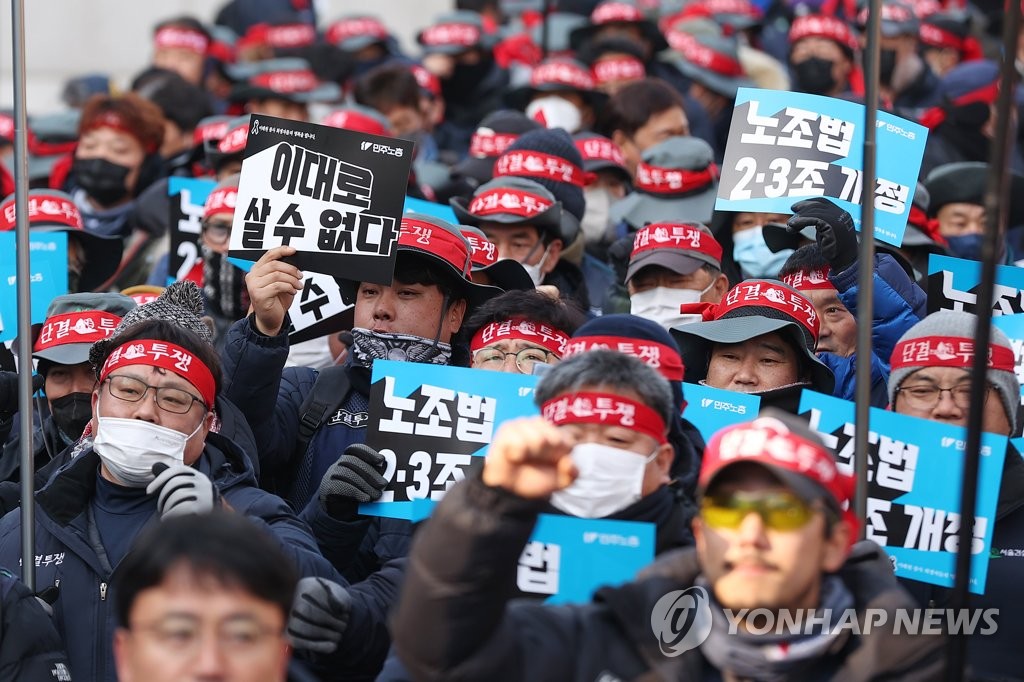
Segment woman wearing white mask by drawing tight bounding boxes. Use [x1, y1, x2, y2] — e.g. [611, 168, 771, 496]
[506, 58, 606, 135]
[626, 222, 729, 330]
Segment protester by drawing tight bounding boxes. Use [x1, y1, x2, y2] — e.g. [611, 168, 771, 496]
[0, 189, 123, 293]
[924, 161, 1024, 262]
[623, 222, 728, 328]
[888, 309, 1024, 679]
[787, 14, 860, 97]
[0, 315, 355, 680]
[392, 404, 945, 679]
[461, 289, 584, 374]
[671, 278, 835, 412]
[779, 197, 928, 405]
[113, 511, 297, 682]
[0, 293, 135, 508]
[600, 78, 692, 175]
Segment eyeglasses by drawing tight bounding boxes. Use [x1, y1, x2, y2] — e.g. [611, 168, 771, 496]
[131, 617, 284, 659]
[700, 490, 818, 531]
[472, 346, 554, 374]
[105, 375, 205, 414]
[201, 219, 232, 246]
[894, 382, 992, 411]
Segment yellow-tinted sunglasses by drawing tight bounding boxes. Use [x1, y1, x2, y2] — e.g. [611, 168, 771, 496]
[700, 490, 817, 532]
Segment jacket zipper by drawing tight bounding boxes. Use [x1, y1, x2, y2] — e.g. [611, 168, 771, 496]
[97, 580, 108, 679]
[99, 582, 107, 601]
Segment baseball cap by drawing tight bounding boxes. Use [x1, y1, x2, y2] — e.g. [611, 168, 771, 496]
[32, 293, 137, 365]
[699, 409, 858, 537]
[626, 222, 723, 283]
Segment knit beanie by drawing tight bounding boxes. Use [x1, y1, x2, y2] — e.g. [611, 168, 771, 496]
[497, 127, 587, 224]
[89, 280, 214, 372]
[888, 309, 1019, 432]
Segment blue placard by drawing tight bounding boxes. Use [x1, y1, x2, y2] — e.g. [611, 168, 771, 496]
[683, 383, 761, 442]
[716, 88, 928, 247]
[167, 177, 217, 285]
[515, 514, 655, 605]
[404, 195, 457, 223]
[798, 390, 1007, 594]
[927, 253, 1024, 316]
[0, 232, 68, 342]
[360, 361, 539, 521]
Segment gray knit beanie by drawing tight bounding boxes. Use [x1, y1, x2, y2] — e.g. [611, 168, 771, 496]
[89, 280, 214, 371]
[888, 309, 1019, 432]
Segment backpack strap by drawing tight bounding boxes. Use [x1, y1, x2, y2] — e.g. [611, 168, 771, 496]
[294, 365, 352, 462]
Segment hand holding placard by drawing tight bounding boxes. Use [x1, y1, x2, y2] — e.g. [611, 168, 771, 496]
[482, 416, 577, 498]
[244, 245, 303, 336]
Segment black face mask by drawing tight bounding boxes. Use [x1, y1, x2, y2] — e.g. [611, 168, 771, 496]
[201, 243, 249, 320]
[72, 157, 131, 206]
[792, 57, 837, 95]
[50, 391, 93, 443]
[879, 49, 898, 86]
[442, 57, 494, 103]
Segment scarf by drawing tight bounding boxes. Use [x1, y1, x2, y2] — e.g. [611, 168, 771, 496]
[700, 575, 855, 681]
[350, 327, 451, 368]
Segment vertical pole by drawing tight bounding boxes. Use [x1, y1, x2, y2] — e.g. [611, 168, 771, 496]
[854, 0, 882, 534]
[946, 1, 1021, 679]
[10, 0, 35, 590]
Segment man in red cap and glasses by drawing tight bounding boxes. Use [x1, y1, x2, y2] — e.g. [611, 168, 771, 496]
[392, 381, 945, 679]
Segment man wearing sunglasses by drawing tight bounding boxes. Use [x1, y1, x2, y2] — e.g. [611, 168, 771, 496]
[889, 309, 1024, 679]
[393, 402, 945, 680]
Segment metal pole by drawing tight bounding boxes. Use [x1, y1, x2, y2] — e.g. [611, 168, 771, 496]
[854, 0, 881, 535]
[10, 0, 34, 590]
[946, 1, 1021, 678]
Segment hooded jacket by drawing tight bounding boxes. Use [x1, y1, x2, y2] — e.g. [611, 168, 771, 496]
[819, 253, 928, 408]
[0, 431, 343, 681]
[393, 475, 947, 681]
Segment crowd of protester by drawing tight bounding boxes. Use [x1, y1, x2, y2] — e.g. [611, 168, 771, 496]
[0, 0, 1021, 679]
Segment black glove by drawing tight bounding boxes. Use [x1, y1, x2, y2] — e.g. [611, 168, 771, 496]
[318, 444, 387, 519]
[287, 577, 351, 654]
[787, 197, 859, 273]
[147, 463, 219, 518]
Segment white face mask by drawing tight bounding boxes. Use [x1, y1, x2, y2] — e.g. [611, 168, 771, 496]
[550, 442, 658, 518]
[526, 95, 583, 133]
[630, 282, 715, 330]
[93, 413, 204, 488]
[521, 244, 551, 287]
[581, 186, 614, 244]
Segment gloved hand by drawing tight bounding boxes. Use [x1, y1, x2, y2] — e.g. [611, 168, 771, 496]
[287, 577, 351, 654]
[787, 197, 859, 273]
[318, 444, 387, 518]
[147, 463, 218, 518]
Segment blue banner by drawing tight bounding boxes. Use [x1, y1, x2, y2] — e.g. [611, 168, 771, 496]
[683, 383, 761, 442]
[0, 233, 68, 342]
[716, 88, 927, 247]
[168, 177, 216, 285]
[361, 360, 539, 521]
[927, 253, 1024, 316]
[404, 196, 458, 223]
[515, 514, 655, 604]
[799, 390, 1007, 594]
